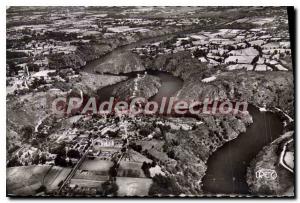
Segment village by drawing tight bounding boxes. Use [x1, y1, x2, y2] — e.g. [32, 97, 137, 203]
[6, 6, 294, 197]
[7, 101, 202, 196]
[6, 7, 217, 96]
[132, 26, 292, 72]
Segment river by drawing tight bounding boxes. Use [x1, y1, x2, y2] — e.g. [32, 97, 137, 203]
[89, 68, 284, 195]
[202, 105, 283, 195]
[81, 37, 283, 195]
[84, 35, 179, 74]
[95, 70, 183, 105]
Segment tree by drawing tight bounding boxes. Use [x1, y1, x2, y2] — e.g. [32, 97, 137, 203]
[49, 142, 66, 155]
[251, 55, 259, 65]
[40, 153, 46, 164]
[36, 185, 46, 194]
[32, 153, 40, 165]
[167, 150, 176, 159]
[31, 138, 39, 147]
[7, 156, 22, 167]
[7, 61, 21, 76]
[6, 51, 28, 59]
[30, 77, 46, 89]
[129, 143, 142, 152]
[100, 181, 119, 196]
[149, 174, 182, 196]
[141, 161, 151, 177]
[279, 53, 285, 58]
[27, 63, 40, 72]
[21, 125, 33, 141]
[181, 40, 190, 47]
[109, 166, 118, 178]
[193, 48, 207, 58]
[139, 128, 152, 136]
[54, 154, 67, 167]
[67, 149, 81, 159]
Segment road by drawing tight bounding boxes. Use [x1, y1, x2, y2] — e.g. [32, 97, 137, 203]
[279, 138, 294, 173]
[57, 139, 94, 194]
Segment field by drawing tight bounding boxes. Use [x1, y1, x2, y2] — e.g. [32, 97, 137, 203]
[44, 166, 72, 191]
[118, 161, 146, 178]
[7, 165, 51, 195]
[116, 177, 152, 196]
[7, 165, 72, 195]
[70, 178, 106, 188]
[79, 158, 113, 171]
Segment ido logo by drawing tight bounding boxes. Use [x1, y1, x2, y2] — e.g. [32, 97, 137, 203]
[256, 168, 277, 180]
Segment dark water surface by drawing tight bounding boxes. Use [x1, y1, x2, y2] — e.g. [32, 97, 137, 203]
[95, 70, 183, 104]
[202, 105, 283, 195]
[83, 35, 176, 74]
[95, 70, 283, 195]
[83, 45, 283, 195]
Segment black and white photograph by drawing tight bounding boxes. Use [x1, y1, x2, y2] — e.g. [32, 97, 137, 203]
[5, 5, 295, 198]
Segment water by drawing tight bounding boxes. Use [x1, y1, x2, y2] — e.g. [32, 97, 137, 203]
[202, 105, 283, 195]
[96, 70, 183, 105]
[83, 35, 177, 74]
[82, 45, 283, 195]
[142, 70, 183, 104]
[95, 72, 283, 195]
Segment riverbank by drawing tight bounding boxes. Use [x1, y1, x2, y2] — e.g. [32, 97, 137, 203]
[246, 131, 294, 196]
[202, 105, 284, 195]
[48, 24, 207, 72]
[79, 40, 293, 195]
[94, 69, 254, 195]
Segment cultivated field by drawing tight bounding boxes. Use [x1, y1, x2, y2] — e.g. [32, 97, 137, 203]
[116, 177, 152, 196]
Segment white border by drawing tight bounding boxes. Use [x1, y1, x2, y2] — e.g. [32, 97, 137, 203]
[5, 0, 297, 6]
[2, 1, 298, 203]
